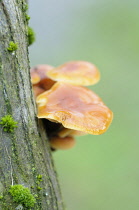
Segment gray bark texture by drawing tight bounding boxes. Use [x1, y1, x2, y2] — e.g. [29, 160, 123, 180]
[0, 0, 64, 209]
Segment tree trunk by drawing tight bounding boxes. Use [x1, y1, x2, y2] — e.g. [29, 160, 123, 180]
[0, 0, 64, 209]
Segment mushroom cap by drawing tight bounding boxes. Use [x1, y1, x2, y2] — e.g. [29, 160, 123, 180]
[30, 72, 40, 85]
[33, 86, 45, 98]
[30, 64, 56, 90]
[50, 136, 76, 150]
[36, 83, 113, 135]
[46, 61, 100, 86]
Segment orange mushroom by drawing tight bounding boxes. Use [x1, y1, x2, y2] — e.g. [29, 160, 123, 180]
[36, 82, 113, 136]
[46, 61, 100, 86]
[50, 136, 76, 150]
[30, 72, 40, 85]
[30, 64, 56, 97]
[31, 61, 113, 150]
[58, 128, 86, 137]
[33, 86, 45, 98]
[30, 64, 56, 87]
[41, 119, 74, 150]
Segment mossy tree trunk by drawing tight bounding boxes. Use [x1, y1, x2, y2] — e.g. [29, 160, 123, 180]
[0, 0, 64, 209]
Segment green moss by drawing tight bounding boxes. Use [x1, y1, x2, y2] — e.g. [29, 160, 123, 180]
[37, 186, 42, 191]
[0, 115, 18, 132]
[9, 185, 36, 208]
[36, 175, 42, 182]
[22, 3, 28, 12]
[27, 27, 35, 46]
[7, 41, 18, 52]
[32, 167, 36, 172]
[22, 3, 30, 24]
[36, 175, 43, 194]
[25, 14, 30, 23]
[0, 195, 3, 199]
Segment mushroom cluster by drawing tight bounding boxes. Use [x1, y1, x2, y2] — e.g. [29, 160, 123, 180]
[30, 61, 113, 150]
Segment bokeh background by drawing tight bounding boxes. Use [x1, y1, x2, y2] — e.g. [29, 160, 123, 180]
[29, 1, 139, 209]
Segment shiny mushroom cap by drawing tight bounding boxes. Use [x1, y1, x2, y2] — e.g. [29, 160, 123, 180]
[46, 61, 100, 86]
[30, 64, 56, 90]
[36, 83, 113, 135]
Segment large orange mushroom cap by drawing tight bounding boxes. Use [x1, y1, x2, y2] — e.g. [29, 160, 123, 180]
[46, 61, 100, 86]
[36, 83, 113, 135]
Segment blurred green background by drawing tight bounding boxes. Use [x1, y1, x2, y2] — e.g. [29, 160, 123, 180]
[29, 1, 139, 209]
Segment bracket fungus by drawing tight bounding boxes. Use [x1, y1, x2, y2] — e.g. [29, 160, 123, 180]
[36, 82, 113, 135]
[30, 64, 56, 97]
[50, 136, 76, 150]
[31, 61, 113, 150]
[46, 61, 100, 86]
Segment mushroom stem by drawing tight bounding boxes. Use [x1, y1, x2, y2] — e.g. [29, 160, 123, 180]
[58, 128, 87, 137]
[70, 130, 87, 136]
[58, 128, 73, 138]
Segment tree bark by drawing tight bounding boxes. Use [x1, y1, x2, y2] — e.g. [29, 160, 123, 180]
[0, 0, 64, 209]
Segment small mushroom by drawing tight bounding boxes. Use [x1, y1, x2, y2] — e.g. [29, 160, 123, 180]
[50, 136, 76, 150]
[30, 64, 56, 90]
[36, 82, 113, 135]
[30, 72, 40, 85]
[33, 86, 45, 98]
[46, 61, 100, 86]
